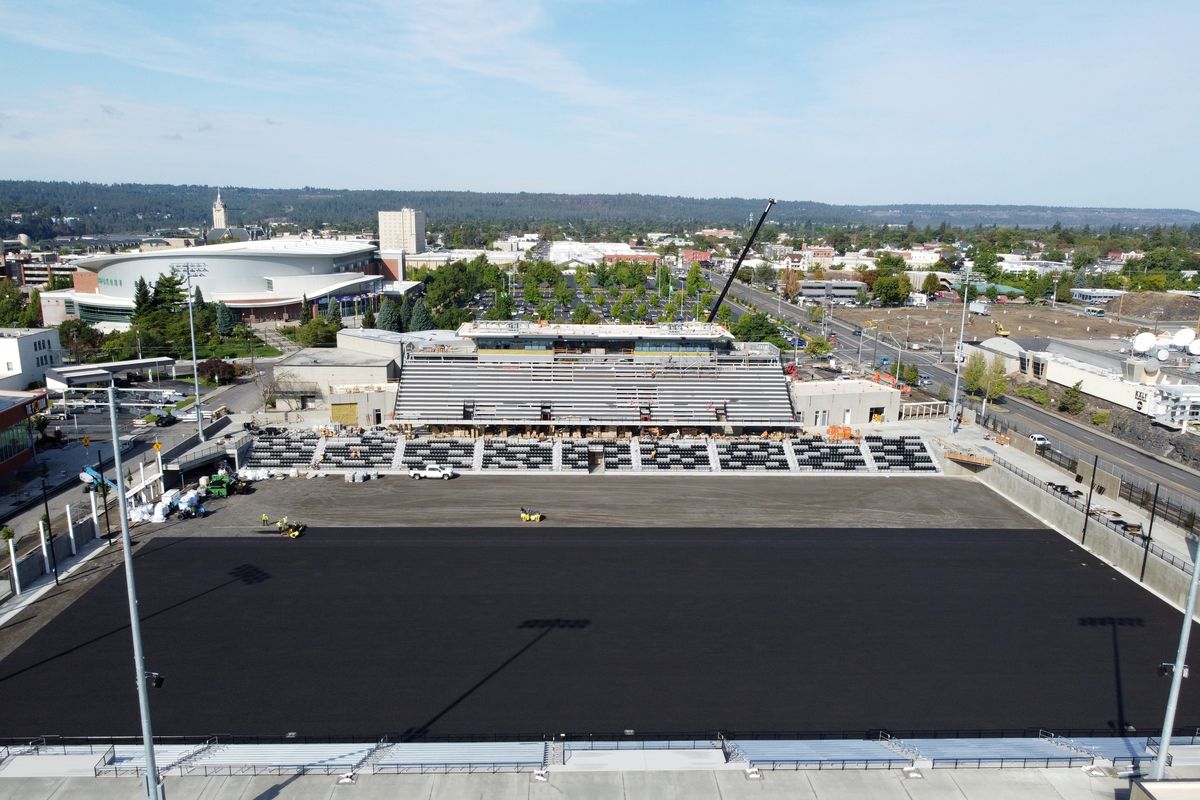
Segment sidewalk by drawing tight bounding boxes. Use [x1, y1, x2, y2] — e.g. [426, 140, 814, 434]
[901, 417, 1197, 567]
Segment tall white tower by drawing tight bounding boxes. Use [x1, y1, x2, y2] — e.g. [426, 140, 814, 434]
[378, 208, 426, 253]
[212, 189, 228, 229]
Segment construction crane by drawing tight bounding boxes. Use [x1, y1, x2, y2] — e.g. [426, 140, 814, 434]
[706, 199, 776, 323]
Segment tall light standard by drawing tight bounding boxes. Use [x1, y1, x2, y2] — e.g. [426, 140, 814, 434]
[1153, 535, 1200, 780]
[105, 384, 165, 799]
[949, 268, 972, 433]
[173, 265, 205, 442]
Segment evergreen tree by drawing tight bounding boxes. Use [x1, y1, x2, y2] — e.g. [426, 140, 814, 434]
[19, 289, 42, 327]
[1059, 380, 1087, 415]
[215, 302, 235, 336]
[376, 299, 401, 332]
[132, 277, 153, 318]
[398, 297, 412, 331]
[192, 286, 206, 309]
[151, 273, 185, 310]
[362, 306, 376, 329]
[324, 298, 341, 323]
[408, 297, 434, 331]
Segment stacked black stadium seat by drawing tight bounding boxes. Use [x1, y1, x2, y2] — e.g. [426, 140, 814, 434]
[482, 439, 554, 470]
[638, 438, 711, 471]
[716, 440, 790, 471]
[320, 432, 400, 469]
[560, 440, 591, 472]
[246, 430, 320, 469]
[401, 438, 476, 470]
[601, 441, 632, 470]
[790, 436, 868, 472]
[865, 435, 938, 472]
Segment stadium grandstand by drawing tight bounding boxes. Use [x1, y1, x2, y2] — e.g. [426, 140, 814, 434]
[245, 320, 942, 475]
[395, 321, 796, 432]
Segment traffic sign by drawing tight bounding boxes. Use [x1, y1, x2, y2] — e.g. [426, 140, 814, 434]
[153, 442, 162, 452]
[82, 436, 91, 448]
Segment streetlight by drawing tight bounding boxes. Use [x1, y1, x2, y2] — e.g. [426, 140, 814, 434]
[104, 383, 166, 800]
[949, 268, 972, 433]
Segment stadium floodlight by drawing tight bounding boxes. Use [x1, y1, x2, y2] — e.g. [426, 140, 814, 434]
[105, 384, 167, 800]
[172, 263, 205, 443]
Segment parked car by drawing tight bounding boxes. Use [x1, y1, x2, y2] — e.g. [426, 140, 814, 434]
[408, 464, 456, 480]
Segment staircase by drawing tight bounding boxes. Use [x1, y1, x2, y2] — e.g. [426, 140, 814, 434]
[252, 324, 301, 355]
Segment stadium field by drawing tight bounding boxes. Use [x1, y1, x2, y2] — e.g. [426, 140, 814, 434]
[0, 526, 1196, 739]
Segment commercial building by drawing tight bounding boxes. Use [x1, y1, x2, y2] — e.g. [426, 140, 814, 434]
[0, 388, 48, 476]
[0, 328, 62, 390]
[1071, 288, 1127, 305]
[800, 280, 868, 300]
[971, 335, 1200, 430]
[39, 239, 381, 326]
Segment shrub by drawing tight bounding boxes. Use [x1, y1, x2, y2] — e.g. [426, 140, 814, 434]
[1090, 410, 1111, 426]
[1014, 385, 1051, 406]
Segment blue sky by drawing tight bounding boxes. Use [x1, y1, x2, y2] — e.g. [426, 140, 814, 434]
[0, 0, 1196, 209]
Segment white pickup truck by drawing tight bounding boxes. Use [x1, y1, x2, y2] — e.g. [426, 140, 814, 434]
[408, 464, 456, 480]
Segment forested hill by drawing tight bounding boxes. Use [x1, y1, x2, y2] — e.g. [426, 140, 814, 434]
[1, 180, 1198, 237]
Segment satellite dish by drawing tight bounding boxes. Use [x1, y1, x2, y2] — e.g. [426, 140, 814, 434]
[1172, 328, 1196, 348]
[1157, 349, 1170, 361]
[1133, 332, 1156, 353]
[1189, 340, 1200, 356]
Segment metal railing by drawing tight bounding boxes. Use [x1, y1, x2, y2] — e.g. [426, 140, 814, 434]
[747, 757, 911, 770]
[91, 745, 115, 777]
[991, 456, 1193, 574]
[976, 404, 1200, 536]
[930, 756, 1091, 769]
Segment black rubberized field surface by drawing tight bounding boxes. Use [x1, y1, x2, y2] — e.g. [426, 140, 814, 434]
[2, 527, 1197, 740]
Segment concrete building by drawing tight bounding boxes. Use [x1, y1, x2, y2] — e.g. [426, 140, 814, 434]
[273, 328, 458, 426]
[0, 388, 48, 476]
[378, 209, 425, 254]
[789, 379, 900, 426]
[0, 328, 63, 390]
[377, 209, 427, 280]
[39, 239, 380, 325]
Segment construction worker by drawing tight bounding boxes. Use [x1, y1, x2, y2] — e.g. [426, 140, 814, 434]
[261, 513, 270, 527]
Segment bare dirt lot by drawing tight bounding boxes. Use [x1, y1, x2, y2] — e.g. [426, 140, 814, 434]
[836, 303, 1137, 347]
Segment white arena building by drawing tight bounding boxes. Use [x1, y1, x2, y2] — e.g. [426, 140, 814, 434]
[40, 239, 381, 325]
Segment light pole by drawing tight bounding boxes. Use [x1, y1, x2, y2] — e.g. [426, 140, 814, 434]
[1152, 535, 1200, 780]
[173, 265, 205, 442]
[105, 384, 166, 800]
[949, 268, 972, 433]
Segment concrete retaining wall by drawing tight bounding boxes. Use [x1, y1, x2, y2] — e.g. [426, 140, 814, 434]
[944, 459, 1195, 611]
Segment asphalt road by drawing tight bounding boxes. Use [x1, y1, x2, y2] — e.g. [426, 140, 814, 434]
[710, 276, 1200, 503]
